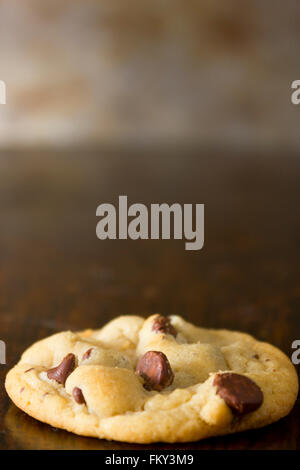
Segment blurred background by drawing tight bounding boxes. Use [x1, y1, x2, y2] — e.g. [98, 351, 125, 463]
[0, 0, 299, 151]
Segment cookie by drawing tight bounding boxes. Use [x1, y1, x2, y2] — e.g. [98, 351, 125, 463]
[5, 314, 298, 443]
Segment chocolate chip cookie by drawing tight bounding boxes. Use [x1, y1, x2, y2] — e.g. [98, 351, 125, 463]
[5, 314, 298, 443]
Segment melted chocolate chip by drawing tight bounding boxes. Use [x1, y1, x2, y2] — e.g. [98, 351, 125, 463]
[47, 353, 76, 386]
[213, 372, 263, 416]
[136, 350, 174, 391]
[152, 315, 177, 337]
[72, 387, 86, 404]
[82, 348, 93, 361]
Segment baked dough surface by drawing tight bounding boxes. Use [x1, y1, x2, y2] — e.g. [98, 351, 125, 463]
[5, 314, 298, 443]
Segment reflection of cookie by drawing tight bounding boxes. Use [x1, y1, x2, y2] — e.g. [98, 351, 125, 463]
[5, 315, 298, 443]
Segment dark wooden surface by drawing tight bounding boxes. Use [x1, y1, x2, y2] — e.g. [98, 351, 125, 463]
[0, 149, 299, 450]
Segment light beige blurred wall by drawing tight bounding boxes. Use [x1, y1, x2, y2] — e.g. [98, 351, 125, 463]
[0, 0, 299, 150]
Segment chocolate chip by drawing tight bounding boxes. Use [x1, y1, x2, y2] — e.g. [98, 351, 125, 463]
[252, 354, 259, 359]
[136, 351, 174, 391]
[72, 387, 86, 405]
[152, 315, 177, 337]
[213, 373, 263, 416]
[82, 348, 93, 361]
[47, 353, 76, 386]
